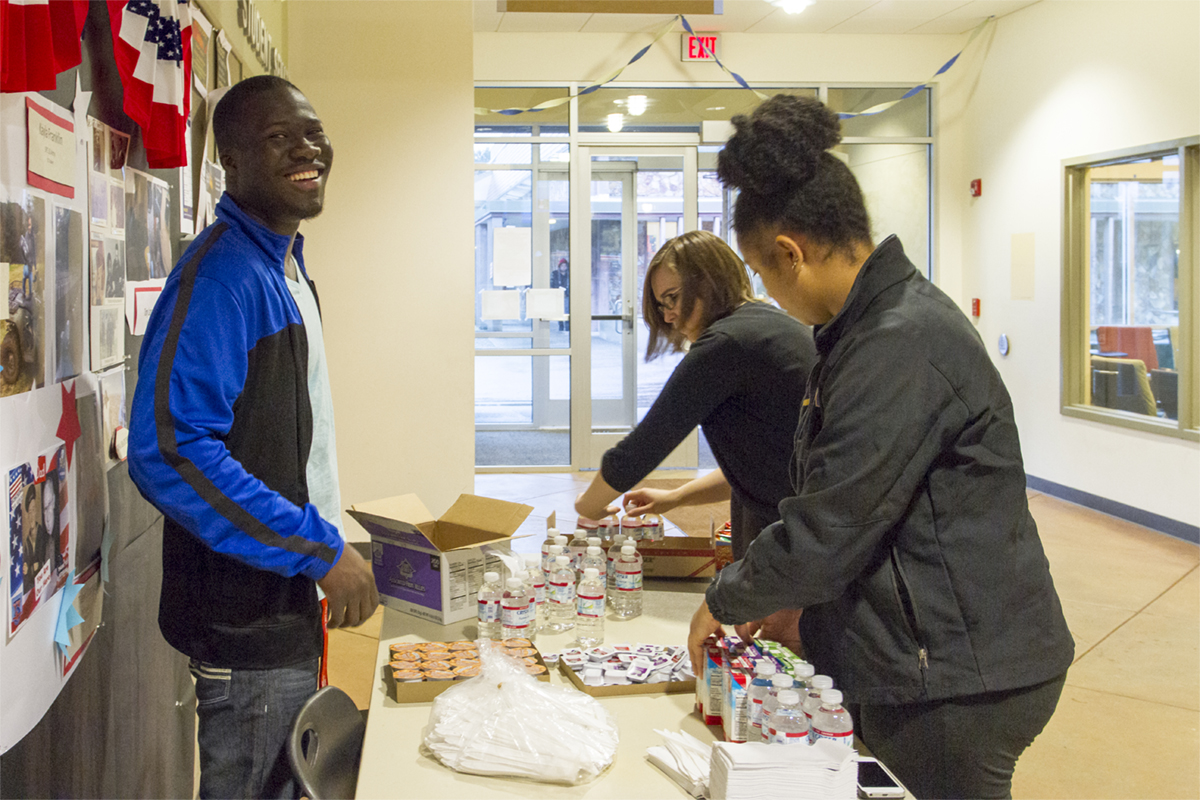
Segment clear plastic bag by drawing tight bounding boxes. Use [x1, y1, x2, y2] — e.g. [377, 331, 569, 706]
[421, 641, 619, 785]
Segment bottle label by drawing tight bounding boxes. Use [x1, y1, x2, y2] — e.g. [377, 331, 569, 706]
[750, 696, 765, 725]
[531, 583, 545, 605]
[502, 600, 533, 629]
[548, 579, 575, 605]
[615, 569, 642, 591]
[811, 728, 854, 745]
[577, 592, 605, 618]
[769, 728, 808, 744]
[478, 598, 500, 623]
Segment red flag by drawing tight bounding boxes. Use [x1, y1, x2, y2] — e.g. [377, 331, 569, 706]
[0, 0, 89, 92]
[107, 0, 191, 168]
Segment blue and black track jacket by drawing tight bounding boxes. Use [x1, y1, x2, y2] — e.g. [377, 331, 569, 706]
[129, 195, 344, 669]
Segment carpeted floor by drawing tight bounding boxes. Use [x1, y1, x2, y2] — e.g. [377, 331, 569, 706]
[633, 478, 730, 539]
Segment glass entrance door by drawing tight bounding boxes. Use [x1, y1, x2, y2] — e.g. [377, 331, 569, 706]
[575, 148, 700, 469]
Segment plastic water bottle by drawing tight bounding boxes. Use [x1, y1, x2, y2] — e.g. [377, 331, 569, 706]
[643, 513, 664, 542]
[810, 689, 854, 746]
[802, 675, 834, 724]
[545, 555, 576, 632]
[612, 544, 643, 619]
[501, 576, 534, 641]
[767, 690, 809, 744]
[793, 662, 815, 693]
[747, 661, 777, 742]
[521, 554, 546, 633]
[599, 515, 619, 543]
[575, 567, 606, 647]
[477, 570, 503, 640]
[540, 527, 560, 575]
[606, 533, 627, 592]
[580, 546, 606, 584]
[759, 672, 796, 742]
[621, 515, 644, 542]
[567, 528, 589, 570]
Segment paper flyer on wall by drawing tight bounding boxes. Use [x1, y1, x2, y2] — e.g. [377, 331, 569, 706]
[7, 445, 70, 640]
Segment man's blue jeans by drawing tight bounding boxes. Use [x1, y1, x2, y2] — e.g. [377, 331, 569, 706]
[190, 658, 320, 800]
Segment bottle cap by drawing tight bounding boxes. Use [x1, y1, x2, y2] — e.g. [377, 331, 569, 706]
[794, 662, 815, 679]
[754, 661, 777, 676]
[621, 545, 636, 555]
[506, 577, 523, 589]
[546, 527, 559, 537]
[583, 567, 599, 578]
[548, 545, 563, 555]
[555, 556, 570, 566]
[613, 534, 626, 545]
[484, 571, 500, 583]
[777, 689, 800, 706]
[821, 689, 843, 705]
[573, 528, 587, 538]
[772, 673, 793, 688]
[812, 675, 834, 690]
[587, 546, 602, 555]
[554, 535, 568, 545]
[587, 537, 601, 547]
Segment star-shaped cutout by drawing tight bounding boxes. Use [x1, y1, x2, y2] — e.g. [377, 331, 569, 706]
[57, 381, 82, 469]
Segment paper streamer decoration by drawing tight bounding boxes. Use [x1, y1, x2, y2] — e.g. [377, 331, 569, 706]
[52, 577, 85, 655]
[477, 14, 995, 122]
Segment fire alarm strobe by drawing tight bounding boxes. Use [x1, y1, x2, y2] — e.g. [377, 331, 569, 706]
[970, 179, 982, 197]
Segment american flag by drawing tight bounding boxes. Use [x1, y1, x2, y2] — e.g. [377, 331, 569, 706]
[107, 0, 192, 168]
[0, 0, 89, 92]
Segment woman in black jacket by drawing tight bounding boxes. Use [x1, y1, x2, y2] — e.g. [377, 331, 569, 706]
[688, 95, 1074, 800]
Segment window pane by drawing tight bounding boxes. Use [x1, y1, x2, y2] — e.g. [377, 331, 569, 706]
[830, 87, 930, 138]
[475, 143, 531, 165]
[475, 87, 569, 135]
[476, 355, 571, 466]
[1085, 153, 1181, 420]
[475, 170, 532, 334]
[577, 87, 816, 133]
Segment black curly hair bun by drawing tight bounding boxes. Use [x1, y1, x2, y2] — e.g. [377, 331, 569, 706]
[719, 94, 843, 197]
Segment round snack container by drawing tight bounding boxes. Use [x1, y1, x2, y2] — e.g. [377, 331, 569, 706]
[424, 651, 455, 662]
[448, 641, 476, 651]
[525, 664, 548, 675]
[454, 665, 481, 678]
[507, 647, 537, 659]
[421, 641, 451, 651]
[521, 656, 539, 667]
[390, 651, 421, 663]
[425, 670, 455, 681]
[503, 637, 532, 649]
[391, 669, 424, 683]
[451, 659, 481, 671]
[389, 642, 421, 655]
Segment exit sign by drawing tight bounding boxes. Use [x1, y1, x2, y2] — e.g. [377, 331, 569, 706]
[682, 33, 719, 61]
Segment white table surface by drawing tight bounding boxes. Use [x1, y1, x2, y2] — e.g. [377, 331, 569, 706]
[356, 587, 911, 799]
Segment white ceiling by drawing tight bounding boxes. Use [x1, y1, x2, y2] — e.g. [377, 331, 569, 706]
[474, 0, 1040, 34]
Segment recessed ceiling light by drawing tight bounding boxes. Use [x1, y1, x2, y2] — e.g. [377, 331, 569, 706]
[627, 95, 648, 116]
[607, 113, 624, 133]
[707, 106, 726, 111]
[771, 0, 814, 14]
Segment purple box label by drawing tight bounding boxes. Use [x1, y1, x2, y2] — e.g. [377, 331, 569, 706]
[370, 541, 442, 612]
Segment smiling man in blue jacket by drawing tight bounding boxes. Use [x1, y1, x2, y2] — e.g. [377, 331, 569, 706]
[129, 75, 378, 799]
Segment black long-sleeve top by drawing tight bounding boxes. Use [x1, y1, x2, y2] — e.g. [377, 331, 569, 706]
[601, 302, 817, 558]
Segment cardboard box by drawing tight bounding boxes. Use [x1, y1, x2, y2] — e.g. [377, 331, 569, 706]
[349, 493, 533, 625]
[639, 534, 721, 578]
[384, 644, 550, 703]
[557, 659, 696, 698]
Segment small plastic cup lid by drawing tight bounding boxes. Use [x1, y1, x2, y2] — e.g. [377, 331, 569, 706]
[821, 689, 843, 705]
[484, 571, 500, 582]
[777, 689, 800, 706]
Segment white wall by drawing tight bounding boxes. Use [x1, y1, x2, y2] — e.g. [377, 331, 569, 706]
[945, 0, 1199, 526]
[288, 1, 476, 537]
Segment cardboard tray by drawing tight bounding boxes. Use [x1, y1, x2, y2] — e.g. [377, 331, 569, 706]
[556, 658, 696, 698]
[384, 645, 550, 704]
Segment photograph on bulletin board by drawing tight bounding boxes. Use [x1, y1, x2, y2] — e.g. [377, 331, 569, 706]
[99, 368, 126, 469]
[108, 180, 124, 233]
[73, 390, 106, 568]
[0, 193, 47, 396]
[7, 446, 70, 640]
[53, 205, 85, 382]
[108, 129, 130, 173]
[192, 7, 212, 95]
[124, 170, 171, 281]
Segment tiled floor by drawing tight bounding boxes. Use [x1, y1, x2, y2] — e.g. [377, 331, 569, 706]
[329, 472, 1200, 800]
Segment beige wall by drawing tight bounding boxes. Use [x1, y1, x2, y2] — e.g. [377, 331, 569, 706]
[288, 1, 476, 536]
[943, 0, 1199, 526]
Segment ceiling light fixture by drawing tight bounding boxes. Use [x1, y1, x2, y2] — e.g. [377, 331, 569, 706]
[771, 0, 813, 14]
[627, 95, 648, 116]
[607, 113, 624, 132]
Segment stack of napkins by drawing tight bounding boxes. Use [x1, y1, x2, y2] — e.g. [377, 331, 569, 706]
[708, 740, 858, 800]
[646, 730, 711, 798]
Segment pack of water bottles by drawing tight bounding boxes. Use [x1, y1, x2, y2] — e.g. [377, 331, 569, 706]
[699, 635, 854, 748]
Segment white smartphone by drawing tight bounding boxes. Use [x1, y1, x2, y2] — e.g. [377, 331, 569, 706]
[857, 757, 906, 799]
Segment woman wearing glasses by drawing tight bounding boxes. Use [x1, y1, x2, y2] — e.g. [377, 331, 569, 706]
[575, 230, 816, 572]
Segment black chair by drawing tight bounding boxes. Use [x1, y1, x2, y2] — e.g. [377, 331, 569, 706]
[288, 686, 366, 800]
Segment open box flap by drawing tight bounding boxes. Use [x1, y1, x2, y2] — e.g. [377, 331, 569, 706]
[347, 494, 438, 542]
[430, 494, 534, 551]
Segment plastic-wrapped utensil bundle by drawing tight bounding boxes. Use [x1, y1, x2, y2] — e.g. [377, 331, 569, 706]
[421, 640, 619, 784]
